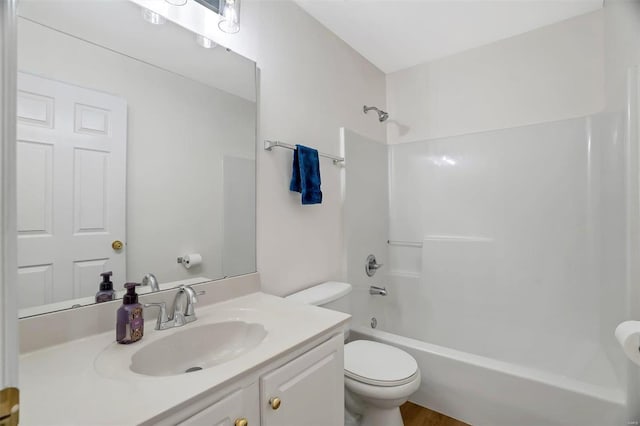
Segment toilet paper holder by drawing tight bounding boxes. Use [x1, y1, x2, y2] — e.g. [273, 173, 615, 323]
[177, 254, 202, 269]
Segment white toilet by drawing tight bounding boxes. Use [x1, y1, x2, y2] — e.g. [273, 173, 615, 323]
[286, 282, 421, 426]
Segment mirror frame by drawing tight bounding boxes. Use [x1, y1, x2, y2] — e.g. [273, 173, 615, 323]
[1, 0, 19, 387]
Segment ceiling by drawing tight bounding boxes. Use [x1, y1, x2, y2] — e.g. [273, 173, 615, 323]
[295, 0, 603, 73]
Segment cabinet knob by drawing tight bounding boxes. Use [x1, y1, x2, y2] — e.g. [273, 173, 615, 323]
[234, 418, 248, 426]
[269, 397, 281, 410]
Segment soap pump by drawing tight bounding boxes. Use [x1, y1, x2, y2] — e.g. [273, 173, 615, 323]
[116, 283, 144, 344]
[95, 271, 115, 303]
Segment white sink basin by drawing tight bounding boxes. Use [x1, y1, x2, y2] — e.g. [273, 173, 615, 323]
[129, 321, 267, 377]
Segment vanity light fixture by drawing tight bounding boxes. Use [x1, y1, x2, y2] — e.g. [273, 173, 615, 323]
[165, 0, 188, 5]
[196, 34, 217, 49]
[218, 0, 240, 34]
[141, 8, 166, 25]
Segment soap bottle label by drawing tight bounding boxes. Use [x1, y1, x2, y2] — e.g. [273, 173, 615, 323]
[117, 305, 144, 344]
[128, 306, 143, 342]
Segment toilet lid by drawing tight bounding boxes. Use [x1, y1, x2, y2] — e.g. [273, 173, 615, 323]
[344, 340, 418, 386]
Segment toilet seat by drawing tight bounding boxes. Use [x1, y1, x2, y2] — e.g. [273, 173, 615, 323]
[345, 370, 419, 387]
[344, 340, 418, 387]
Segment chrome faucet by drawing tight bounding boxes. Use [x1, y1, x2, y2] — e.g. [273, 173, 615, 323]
[141, 273, 159, 292]
[172, 285, 200, 326]
[369, 285, 387, 296]
[144, 285, 205, 330]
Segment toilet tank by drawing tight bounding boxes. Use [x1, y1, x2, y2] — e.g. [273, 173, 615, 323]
[285, 281, 352, 314]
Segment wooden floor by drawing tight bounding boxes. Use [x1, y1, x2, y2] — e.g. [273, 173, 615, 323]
[400, 402, 469, 426]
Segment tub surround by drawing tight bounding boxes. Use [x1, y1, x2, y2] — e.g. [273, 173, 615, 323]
[20, 288, 350, 425]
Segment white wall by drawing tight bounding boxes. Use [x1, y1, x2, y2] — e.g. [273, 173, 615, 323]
[602, 0, 640, 422]
[386, 10, 604, 144]
[251, 2, 386, 296]
[18, 18, 256, 287]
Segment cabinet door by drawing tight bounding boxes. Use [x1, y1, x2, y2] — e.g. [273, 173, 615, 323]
[260, 335, 344, 426]
[178, 382, 259, 426]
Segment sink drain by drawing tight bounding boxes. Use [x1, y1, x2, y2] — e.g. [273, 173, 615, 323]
[185, 366, 203, 373]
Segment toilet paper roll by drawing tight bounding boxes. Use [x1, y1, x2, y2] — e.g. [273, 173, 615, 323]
[181, 253, 202, 269]
[615, 321, 640, 366]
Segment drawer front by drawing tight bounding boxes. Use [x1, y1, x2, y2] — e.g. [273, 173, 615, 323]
[178, 382, 259, 426]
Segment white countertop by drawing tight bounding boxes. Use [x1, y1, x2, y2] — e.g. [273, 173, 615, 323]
[19, 292, 350, 425]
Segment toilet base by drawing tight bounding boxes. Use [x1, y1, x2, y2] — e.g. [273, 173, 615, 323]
[345, 385, 410, 426]
[360, 405, 404, 426]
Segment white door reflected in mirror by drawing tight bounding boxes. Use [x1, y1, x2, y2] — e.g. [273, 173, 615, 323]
[17, 72, 127, 310]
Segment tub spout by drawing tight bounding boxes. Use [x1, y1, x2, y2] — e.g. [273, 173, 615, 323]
[369, 285, 387, 296]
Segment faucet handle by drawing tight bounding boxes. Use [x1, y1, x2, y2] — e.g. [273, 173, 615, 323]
[191, 289, 206, 304]
[144, 302, 171, 330]
[365, 255, 384, 277]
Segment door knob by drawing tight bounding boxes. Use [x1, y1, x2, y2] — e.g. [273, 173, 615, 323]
[269, 397, 281, 410]
[234, 418, 248, 426]
[112, 240, 123, 251]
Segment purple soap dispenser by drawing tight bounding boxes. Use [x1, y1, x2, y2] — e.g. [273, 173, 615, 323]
[95, 271, 115, 303]
[116, 283, 144, 344]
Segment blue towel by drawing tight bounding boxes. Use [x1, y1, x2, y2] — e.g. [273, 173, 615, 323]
[290, 144, 322, 205]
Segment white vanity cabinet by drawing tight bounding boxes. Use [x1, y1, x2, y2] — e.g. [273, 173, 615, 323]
[177, 383, 259, 426]
[260, 334, 344, 426]
[175, 334, 344, 426]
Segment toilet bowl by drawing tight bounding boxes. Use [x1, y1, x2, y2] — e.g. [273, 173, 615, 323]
[344, 340, 421, 426]
[286, 282, 421, 426]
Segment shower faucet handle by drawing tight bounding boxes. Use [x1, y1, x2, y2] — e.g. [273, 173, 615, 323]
[365, 254, 384, 277]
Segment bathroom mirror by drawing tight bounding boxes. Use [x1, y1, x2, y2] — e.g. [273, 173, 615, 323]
[16, 0, 256, 317]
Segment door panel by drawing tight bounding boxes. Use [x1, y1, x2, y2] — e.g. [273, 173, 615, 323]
[16, 140, 52, 234]
[17, 72, 127, 308]
[17, 264, 53, 308]
[260, 335, 344, 426]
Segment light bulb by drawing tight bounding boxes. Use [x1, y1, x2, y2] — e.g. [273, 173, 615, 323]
[218, 0, 240, 34]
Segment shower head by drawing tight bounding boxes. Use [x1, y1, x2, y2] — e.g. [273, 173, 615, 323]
[363, 105, 389, 122]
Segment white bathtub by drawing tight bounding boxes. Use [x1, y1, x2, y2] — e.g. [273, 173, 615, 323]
[349, 326, 626, 426]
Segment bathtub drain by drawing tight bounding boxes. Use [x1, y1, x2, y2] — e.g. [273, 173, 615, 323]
[371, 317, 377, 329]
[185, 366, 203, 373]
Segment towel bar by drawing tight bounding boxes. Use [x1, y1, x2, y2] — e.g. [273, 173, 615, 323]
[387, 240, 424, 248]
[264, 140, 344, 165]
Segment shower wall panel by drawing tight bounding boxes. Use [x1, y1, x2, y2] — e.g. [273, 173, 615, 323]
[386, 117, 620, 389]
